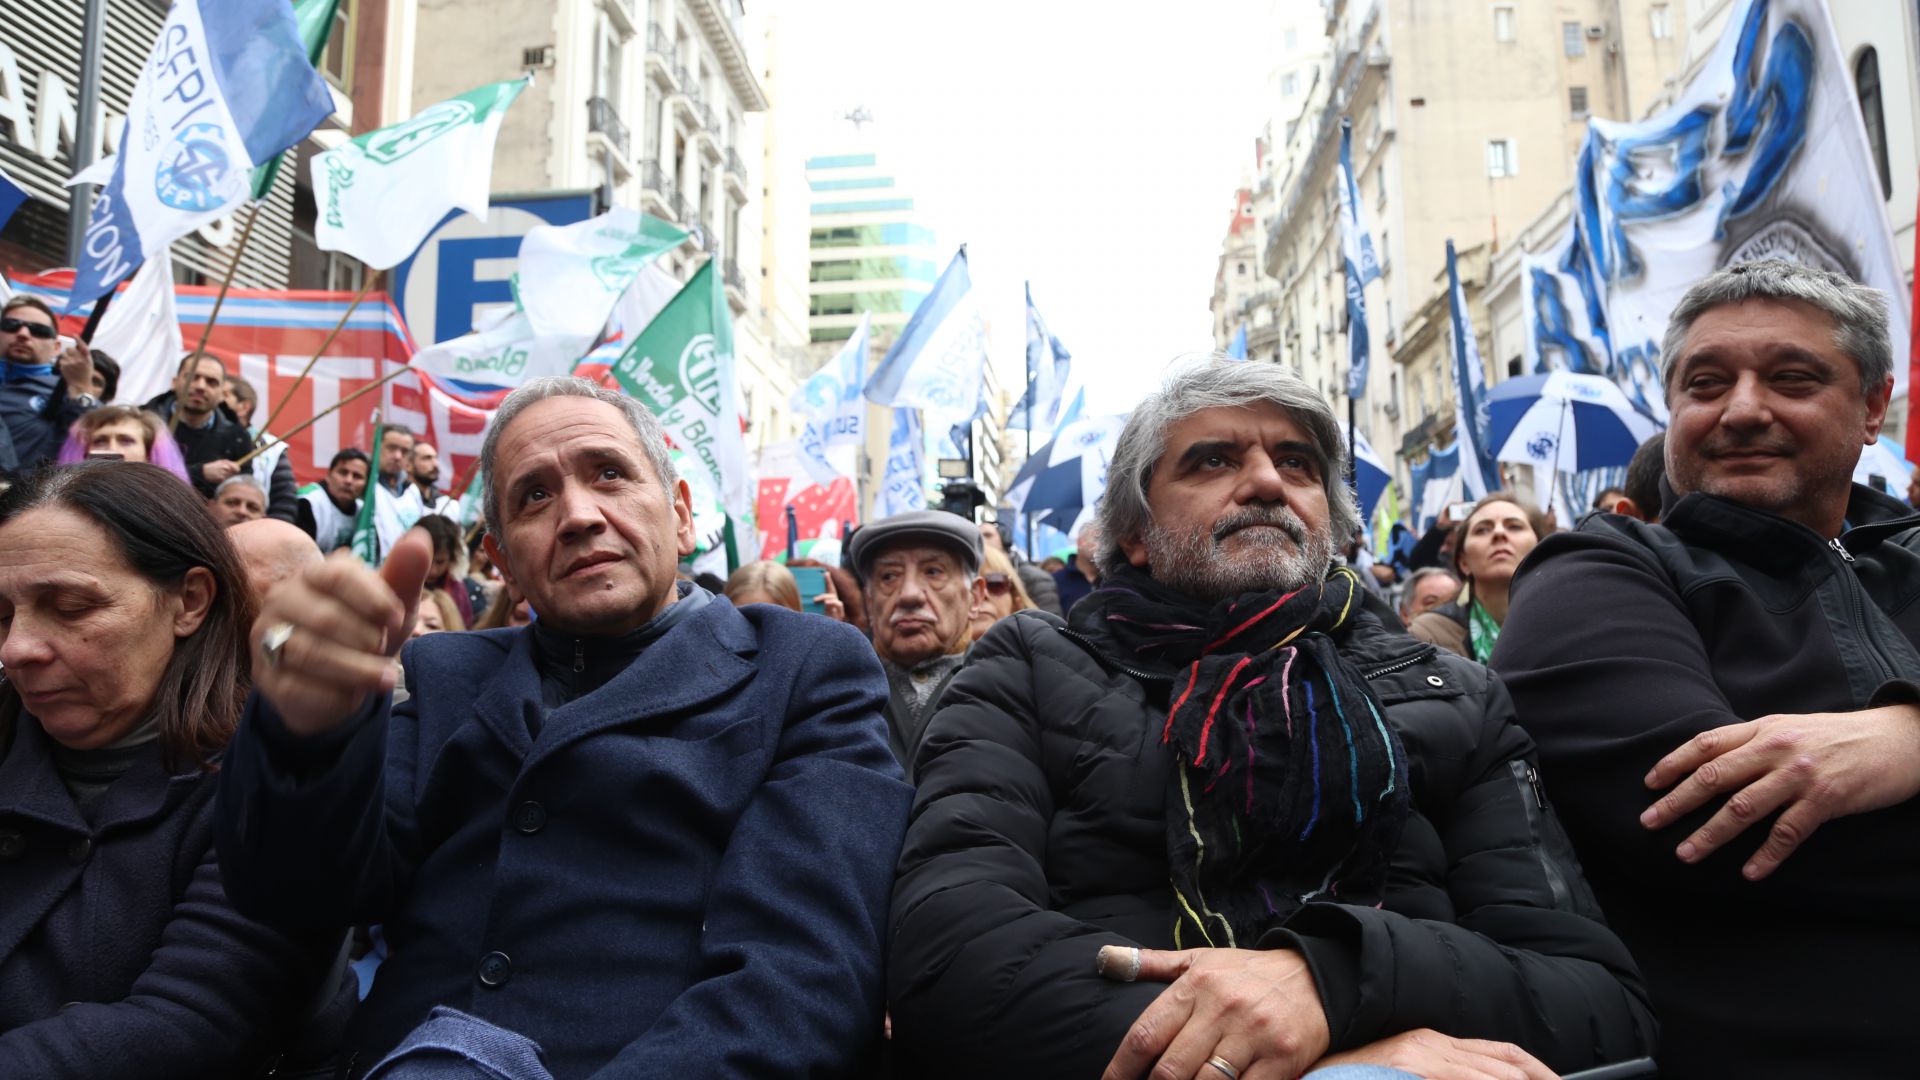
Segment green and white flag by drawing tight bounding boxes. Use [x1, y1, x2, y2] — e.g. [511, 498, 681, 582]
[311, 76, 529, 269]
[514, 207, 687, 340]
[350, 425, 424, 565]
[349, 425, 384, 565]
[605, 260, 754, 542]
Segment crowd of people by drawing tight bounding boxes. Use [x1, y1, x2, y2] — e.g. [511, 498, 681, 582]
[0, 258, 1915, 1079]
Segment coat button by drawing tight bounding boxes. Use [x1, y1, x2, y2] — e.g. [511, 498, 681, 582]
[477, 951, 512, 988]
[67, 837, 92, 862]
[0, 829, 23, 859]
[1425, 675, 1444, 687]
[513, 801, 547, 835]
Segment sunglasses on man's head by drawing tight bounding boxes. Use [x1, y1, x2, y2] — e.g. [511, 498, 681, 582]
[1, 317, 57, 340]
[982, 572, 1012, 596]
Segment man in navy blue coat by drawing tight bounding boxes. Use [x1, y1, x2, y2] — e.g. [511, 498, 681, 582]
[215, 376, 911, 1079]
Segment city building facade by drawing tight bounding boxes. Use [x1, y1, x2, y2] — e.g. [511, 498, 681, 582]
[805, 145, 942, 344]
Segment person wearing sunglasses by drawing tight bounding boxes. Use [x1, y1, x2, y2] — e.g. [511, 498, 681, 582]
[0, 295, 102, 472]
[968, 547, 1035, 643]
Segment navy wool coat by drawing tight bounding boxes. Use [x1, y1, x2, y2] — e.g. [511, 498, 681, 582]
[215, 599, 913, 1079]
[0, 716, 345, 1078]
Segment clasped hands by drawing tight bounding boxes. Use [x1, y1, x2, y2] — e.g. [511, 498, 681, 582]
[1097, 945, 1550, 1080]
[1639, 704, 1920, 880]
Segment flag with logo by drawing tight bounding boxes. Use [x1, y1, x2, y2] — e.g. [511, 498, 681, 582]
[606, 259, 753, 538]
[514, 207, 687, 340]
[408, 311, 591, 397]
[250, 0, 342, 199]
[91, 248, 183, 407]
[1009, 282, 1073, 430]
[0, 163, 28, 233]
[312, 77, 530, 270]
[70, 0, 334, 307]
[793, 311, 869, 488]
[878, 407, 928, 518]
[864, 246, 988, 424]
[1446, 240, 1503, 499]
[1337, 118, 1382, 399]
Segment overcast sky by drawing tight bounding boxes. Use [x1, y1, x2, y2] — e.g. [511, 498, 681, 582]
[767, 0, 1280, 417]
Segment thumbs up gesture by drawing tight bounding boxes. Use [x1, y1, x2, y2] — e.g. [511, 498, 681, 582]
[252, 528, 434, 737]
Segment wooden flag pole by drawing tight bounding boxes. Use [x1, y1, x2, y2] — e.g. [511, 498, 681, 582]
[238, 362, 413, 468]
[255, 268, 382, 440]
[187, 202, 261, 368]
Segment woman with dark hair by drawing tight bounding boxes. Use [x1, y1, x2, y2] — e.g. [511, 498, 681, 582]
[1408, 490, 1550, 661]
[416, 514, 474, 628]
[0, 461, 349, 1076]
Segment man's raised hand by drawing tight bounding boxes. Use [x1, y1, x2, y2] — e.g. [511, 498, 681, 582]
[251, 528, 433, 737]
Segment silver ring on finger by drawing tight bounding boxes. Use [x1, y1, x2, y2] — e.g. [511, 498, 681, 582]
[261, 622, 296, 669]
[1205, 1055, 1240, 1080]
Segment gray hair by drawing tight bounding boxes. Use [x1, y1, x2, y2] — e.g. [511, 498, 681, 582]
[1662, 259, 1891, 401]
[1096, 356, 1361, 576]
[1399, 566, 1460, 609]
[477, 375, 677, 541]
[214, 473, 265, 497]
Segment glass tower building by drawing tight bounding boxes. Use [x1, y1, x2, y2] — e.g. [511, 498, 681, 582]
[806, 151, 942, 343]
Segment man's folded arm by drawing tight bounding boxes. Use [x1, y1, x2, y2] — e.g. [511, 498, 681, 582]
[584, 622, 914, 1078]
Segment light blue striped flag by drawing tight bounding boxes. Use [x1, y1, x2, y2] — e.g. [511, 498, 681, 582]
[864, 247, 987, 423]
[1337, 118, 1382, 398]
[1447, 240, 1504, 498]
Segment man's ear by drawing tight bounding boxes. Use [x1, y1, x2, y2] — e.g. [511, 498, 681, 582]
[1864, 374, 1894, 442]
[1117, 530, 1148, 569]
[483, 533, 514, 592]
[672, 478, 696, 558]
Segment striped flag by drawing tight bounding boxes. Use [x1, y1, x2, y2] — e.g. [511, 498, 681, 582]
[1337, 119, 1382, 399]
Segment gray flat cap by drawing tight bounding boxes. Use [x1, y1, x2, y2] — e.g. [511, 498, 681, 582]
[848, 509, 983, 582]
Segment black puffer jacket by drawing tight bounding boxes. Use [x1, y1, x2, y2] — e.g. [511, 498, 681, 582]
[889, 604, 1656, 1078]
[1494, 484, 1920, 1078]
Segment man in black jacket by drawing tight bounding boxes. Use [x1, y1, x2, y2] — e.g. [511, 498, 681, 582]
[144, 353, 291, 511]
[0, 296, 98, 471]
[890, 359, 1655, 1080]
[1495, 259, 1920, 1079]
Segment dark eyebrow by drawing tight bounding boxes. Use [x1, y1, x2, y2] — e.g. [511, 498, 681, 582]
[1678, 343, 1836, 375]
[1172, 440, 1240, 472]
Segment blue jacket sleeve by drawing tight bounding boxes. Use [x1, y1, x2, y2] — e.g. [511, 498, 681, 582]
[214, 659, 426, 931]
[586, 621, 912, 1078]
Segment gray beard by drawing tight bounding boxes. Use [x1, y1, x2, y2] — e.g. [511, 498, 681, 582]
[1142, 505, 1337, 602]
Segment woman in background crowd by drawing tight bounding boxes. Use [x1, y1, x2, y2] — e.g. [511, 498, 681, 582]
[416, 514, 474, 628]
[1409, 491, 1547, 661]
[724, 560, 802, 611]
[55, 406, 192, 486]
[968, 546, 1034, 642]
[0, 462, 349, 1076]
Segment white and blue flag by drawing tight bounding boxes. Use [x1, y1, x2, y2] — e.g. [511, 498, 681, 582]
[864, 247, 988, 424]
[1446, 240, 1503, 499]
[1009, 282, 1073, 431]
[0, 164, 27, 234]
[1337, 119, 1382, 399]
[70, 0, 332, 308]
[878, 407, 929, 517]
[793, 312, 870, 488]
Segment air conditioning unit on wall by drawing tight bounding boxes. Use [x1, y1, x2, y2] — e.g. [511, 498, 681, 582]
[1585, 24, 1606, 39]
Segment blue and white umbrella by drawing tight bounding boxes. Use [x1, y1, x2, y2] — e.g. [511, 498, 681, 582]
[1854, 434, 1914, 491]
[1486, 372, 1662, 475]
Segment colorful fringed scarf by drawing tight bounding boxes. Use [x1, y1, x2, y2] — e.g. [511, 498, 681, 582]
[1082, 564, 1412, 948]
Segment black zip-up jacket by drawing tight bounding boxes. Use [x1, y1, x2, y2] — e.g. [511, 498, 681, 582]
[1493, 484, 1920, 1079]
[143, 392, 297, 519]
[889, 601, 1657, 1078]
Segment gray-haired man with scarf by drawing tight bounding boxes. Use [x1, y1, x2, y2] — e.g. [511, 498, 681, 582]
[887, 359, 1657, 1080]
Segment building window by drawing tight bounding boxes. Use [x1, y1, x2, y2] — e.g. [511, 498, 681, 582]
[1650, 4, 1671, 39]
[1285, 28, 1299, 50]
[323, 0, 355, 91]
[1282, 73, 1299, 96]
[1856, 47, 1894, 200]
[1377, 173, 1386, 209]
[1570, 86, 1589, 117]
[1487, 138, 1517, 178]
[1493, 5, 1515, 43]
[1237, 262, 1247, 276]
[1563, 21, 1585, 56]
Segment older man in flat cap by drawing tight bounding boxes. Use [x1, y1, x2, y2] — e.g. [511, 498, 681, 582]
[848, 509, 984, 778]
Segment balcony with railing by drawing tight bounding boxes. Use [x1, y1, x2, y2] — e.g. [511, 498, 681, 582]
[644, 24, 679, 90]
[639, 159, 679, 222]
[722, 146, 748, 201]
[671, 70, 703, 127]
[693, 102, 723, 161]
[587, 97, 632, 175]
[722, 257, 748, 312]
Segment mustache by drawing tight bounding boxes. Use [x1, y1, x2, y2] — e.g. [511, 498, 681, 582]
[1211, 506, 1308, 545]
[1702, 433, 1795, 458]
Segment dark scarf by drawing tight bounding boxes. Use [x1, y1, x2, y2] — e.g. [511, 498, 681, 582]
[1082, 564, 1412, 948]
